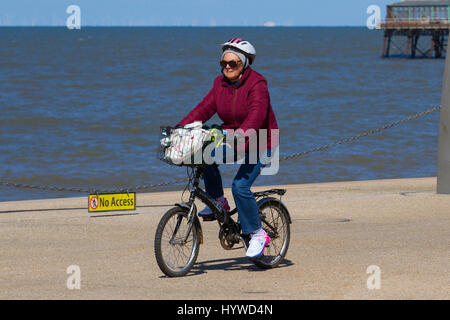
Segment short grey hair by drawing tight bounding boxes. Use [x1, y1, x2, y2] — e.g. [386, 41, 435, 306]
[221, 49, 248, 69]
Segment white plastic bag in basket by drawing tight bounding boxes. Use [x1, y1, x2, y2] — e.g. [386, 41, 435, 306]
[164, 122, 210, 164]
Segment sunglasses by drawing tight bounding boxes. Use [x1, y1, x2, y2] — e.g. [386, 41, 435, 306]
[219, 60, 241, 69]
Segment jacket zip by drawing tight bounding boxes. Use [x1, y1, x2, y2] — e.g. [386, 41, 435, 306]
[232, 87, 238, 127]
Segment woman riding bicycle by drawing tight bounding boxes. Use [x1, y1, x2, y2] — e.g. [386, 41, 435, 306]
[177, 38, 278, 259]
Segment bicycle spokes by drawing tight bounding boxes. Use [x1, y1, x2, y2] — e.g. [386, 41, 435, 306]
[256, 202, 289, 267]
[159, 212, 197, 273]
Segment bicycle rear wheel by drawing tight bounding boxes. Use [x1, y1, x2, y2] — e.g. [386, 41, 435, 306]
[154, 207, 200, 277]
[252, 200, 290, 269]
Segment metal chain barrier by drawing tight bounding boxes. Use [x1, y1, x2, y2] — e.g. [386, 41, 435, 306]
[0, 105, 440, 194]
[0, 177, 190, 194]
[279, 105, 440, 163]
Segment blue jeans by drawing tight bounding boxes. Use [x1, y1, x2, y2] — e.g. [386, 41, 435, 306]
[202, 146, 271, 235]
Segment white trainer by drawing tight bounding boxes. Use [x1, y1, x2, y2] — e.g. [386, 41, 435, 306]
[246, 229, 270, 258]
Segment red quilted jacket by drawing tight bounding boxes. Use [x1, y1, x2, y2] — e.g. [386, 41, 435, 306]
[177, 67, 278, 150]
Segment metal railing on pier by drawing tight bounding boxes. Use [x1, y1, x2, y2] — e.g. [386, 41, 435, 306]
[378, 18, 450, 29]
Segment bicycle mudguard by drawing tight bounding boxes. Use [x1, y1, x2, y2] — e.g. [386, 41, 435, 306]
[256, 197, 292, 224]
[174, 202, 203, 244]
[254, 188, 286, 198]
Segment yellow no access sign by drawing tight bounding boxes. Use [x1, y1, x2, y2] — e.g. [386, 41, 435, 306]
[88, 193, 136, 213]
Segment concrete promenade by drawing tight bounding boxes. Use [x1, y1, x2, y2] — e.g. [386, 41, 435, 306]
[0, 177, 448, 299]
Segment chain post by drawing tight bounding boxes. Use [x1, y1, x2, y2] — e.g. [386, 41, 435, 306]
[437, 45, 450, 194]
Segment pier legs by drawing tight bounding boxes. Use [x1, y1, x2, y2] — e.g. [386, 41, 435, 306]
[405, 33, 420, 59]
[382, 30, 447, 59]
[405, 35, 411, 59]
[432, 31, 446, 58]
[382, 31, 392, 58]
[411, 34, 420, 58]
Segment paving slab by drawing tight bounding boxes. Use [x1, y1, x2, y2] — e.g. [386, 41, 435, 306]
[0, 177, 448, 299]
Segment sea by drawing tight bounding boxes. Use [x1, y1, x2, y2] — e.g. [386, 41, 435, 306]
[0, 27, 445, 202]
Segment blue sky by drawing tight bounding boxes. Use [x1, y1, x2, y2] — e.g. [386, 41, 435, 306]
[0, 0, 394, 26]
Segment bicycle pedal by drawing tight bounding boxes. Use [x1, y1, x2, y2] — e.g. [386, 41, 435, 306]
[201, 216, 217, 222]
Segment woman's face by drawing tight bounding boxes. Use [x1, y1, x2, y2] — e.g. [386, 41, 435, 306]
[222, 52, 244, 81]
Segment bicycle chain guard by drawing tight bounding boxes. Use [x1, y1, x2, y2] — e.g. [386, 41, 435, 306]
[218, 225, 241, 250]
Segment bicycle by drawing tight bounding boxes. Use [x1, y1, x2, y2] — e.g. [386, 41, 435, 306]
[154, 125, 291, 277]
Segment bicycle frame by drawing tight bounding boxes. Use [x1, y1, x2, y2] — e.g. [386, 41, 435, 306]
[173, 165, 239, 244]
[172, 165, 292, 248]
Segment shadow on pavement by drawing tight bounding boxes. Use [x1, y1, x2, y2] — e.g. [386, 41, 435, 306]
[185, 257, 294, 276]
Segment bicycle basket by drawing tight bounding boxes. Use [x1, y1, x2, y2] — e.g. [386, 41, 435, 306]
[158, 122, 212, 166]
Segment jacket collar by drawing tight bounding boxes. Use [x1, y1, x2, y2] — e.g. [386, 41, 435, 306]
[221, 67, 253, 88]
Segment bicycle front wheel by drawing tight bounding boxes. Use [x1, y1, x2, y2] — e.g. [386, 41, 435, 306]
[252, 200, 290, 269]
[154, 207, 200, 277]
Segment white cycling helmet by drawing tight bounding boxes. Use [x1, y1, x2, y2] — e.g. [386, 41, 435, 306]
[221, 38, 256, 66]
